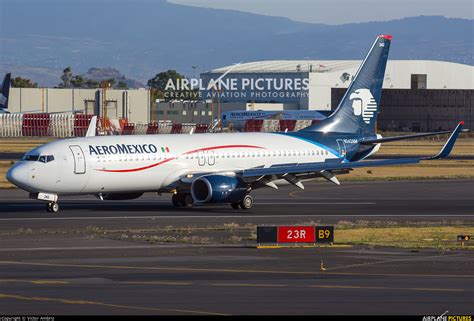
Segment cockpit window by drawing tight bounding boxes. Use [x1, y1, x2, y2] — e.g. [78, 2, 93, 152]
[23, 154, 55, 163]
[23, 155, 40, 161]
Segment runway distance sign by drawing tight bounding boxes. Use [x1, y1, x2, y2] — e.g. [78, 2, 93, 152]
[257, 226, 334, 244]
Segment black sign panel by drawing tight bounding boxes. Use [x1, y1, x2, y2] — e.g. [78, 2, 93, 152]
[315, 226, 334, 243]
[257, 226, 278, 243]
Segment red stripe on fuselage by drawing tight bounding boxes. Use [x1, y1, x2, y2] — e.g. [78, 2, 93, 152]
[96, 144, 265, 173]
[183, 144, 266, 155]
[97, 157, 175, 173]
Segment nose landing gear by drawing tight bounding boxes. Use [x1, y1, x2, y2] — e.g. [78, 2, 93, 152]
[46, 202, 59, 213]
[30, 192, 60, 214]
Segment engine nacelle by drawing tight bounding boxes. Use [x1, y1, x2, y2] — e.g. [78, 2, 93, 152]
[191, 175, 247, 203]
[97, 192, 144, 201]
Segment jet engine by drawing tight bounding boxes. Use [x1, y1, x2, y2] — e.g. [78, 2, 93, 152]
[97, 192, 144, 201]
[191, 175, 247, 203]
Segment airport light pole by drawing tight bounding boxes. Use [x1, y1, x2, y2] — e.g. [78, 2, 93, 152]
[217, 84, 222, 129]
[101, 81, 112, 133]
[150, 88, 156, 123]
[211, 87, 214, 124]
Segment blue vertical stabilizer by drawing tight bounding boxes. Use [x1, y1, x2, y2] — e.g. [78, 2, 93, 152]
[302, 35, 391, 135]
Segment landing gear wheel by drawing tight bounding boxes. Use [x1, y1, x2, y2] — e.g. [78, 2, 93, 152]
[47, 202, 59, 213]
[181, 193, 194, 207]
[239, 195, 253, 210]
[171, 194, 181, 207]
[230, 203, 239, 209]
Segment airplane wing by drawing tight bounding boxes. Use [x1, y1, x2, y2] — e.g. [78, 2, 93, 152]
[169, 121, 463, 191]
[240, 121, 464, 178]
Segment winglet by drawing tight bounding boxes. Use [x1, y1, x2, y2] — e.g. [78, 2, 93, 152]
[85, 116, 97, 137]
[427, 121, 464, 160]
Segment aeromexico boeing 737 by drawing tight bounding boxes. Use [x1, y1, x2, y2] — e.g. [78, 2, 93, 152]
[6, 35, 467, 213]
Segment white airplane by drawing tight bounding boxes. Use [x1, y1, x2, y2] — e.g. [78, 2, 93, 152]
[220, 109, 328, 131]
[6, 35, 467, 213]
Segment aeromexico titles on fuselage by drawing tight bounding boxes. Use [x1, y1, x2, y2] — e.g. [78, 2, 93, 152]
[88, 143, 167, 156]
[86, 134, 372, 164]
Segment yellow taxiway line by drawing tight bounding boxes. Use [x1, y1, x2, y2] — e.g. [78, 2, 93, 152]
[0, 293, 227, 315]
[0, 260, 473, 279]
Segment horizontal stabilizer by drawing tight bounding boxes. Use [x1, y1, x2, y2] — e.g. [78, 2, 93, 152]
[361, 127, 469, 145]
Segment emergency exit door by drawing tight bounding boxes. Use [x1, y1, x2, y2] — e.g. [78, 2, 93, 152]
[69, 145, 86, 174]
[336, 139, 347, 158]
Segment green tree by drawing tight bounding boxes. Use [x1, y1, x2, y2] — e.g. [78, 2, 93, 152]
[11, 76, 38, 88]
[147, 70, 198, 101]
[117, 80, 128, 89]
[59, 67, 73, 88]
[147, 70, 184, 91]
[71, 75, 84, 88]
[84, 79, 99, 88]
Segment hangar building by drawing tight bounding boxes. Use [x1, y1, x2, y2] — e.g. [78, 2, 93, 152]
[7, 87, 151, 124]
[200, 60, 473, 131]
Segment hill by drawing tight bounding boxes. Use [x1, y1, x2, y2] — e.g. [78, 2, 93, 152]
[0, 0, 471, 86]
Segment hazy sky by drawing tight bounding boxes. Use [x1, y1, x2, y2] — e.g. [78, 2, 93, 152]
[169, 0, 473, 24]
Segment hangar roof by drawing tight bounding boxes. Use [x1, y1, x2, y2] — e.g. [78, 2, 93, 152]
[207, 60, 473, 89]
[209, 60, 472, 75]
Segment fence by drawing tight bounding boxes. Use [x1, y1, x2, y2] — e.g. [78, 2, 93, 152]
[0, 114, 23, 137]
[0, 114, 320, 137]
[1, 114, 84, 138]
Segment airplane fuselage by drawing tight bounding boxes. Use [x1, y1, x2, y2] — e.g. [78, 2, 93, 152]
[7, 132, 376, 196]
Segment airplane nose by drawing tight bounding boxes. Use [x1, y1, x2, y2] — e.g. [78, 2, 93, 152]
[6, 163, 28, 188]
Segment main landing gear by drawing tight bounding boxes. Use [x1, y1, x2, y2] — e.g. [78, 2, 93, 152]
[172, 193, 194, 207]
[230, 194, 253, 210]
[46, 202, 59, 213]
